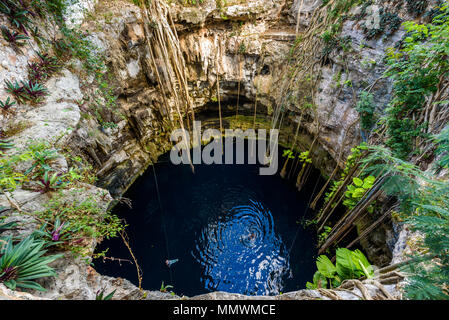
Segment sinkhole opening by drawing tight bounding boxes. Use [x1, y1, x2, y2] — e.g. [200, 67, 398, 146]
[94, 139, 328, 297]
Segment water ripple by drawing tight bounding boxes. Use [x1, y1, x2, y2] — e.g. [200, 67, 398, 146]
[192, 200, 290, 295]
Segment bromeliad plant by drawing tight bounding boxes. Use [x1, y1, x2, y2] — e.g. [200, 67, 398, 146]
[0, 235, 62, 291]
[1, 26, 29, 47]
[0, 0, 33, 34]
[95, 288, 116, 300]
[35, 170, 68, 193]
[28, 52, 62, 83]
[306, 248, 374, 289]
[0, 97, 16, 112]
[21, 80, 48, 104]
[4, 79, 48, 105]
[4, 79, 27, 104]
[33, 218, 82, 251]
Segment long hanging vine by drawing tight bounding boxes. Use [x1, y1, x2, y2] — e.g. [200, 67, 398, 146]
[138, 0, 196, 173]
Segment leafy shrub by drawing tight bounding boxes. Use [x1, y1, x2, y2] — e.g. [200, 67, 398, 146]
[0, 235, 62, 291]
[355, 91, 376, 131]
[33, 193, 125, 257]
[360, 144, 449, 299]
[434, 127, 449, 169]
[282, 149, 295, 159]
[343, 175, 376, 211]
[35, 170, 68, 193]
[384, 9, 449, 159]
[0, 97, 16, 112]
[306, 248, 374, 289]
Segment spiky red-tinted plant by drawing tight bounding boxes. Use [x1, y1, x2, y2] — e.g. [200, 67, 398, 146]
[4, 79, 27, 104]
[0, 0, 33, 35]
[28, 52, 61, 82]
[20, 80, 48, 103]
[0, 97, 15, 112]
[1, 26, 29, 47]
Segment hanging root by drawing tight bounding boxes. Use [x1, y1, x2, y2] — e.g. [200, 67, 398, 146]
[120, 230, 143, 292]
[139, 0, 196, 172]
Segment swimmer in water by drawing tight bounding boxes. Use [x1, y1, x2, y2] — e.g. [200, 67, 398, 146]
[165, 259, 179, 268]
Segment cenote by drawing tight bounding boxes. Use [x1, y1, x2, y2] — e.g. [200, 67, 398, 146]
[94, 139, 326, 297]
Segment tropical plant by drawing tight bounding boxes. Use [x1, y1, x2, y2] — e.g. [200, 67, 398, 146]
[0, 0, 33, 34]
[282, 149, 295, 159]
[343, 175, 376, 211]
[0, 97, 16, 112]
[360, 144, 449, 299]
[355, 91, 376, 131]
[1, 26, 29, 47]
[0, 138, 14, 152]
[298, 151, 312, 164]
[95, 288, 116, 300]
[306, 248, 374, 289]
[34, 192, 125, 256]
[0, 207, 16, 236]
[28, 52, 61, 83]
[25, 144, 59, 178]
[33, 218, 75, 248]
[160, 281, 173, 292]
[20, 80, 48, 103]
[0, 235, 62, 291]
[4, 80, 27, 104]
[384, 5, 449, 159]
[35, 170, 68, 193]
[434, 126, 449, 169]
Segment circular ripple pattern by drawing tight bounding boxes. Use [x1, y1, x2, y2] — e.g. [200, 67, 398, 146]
[192, 199, 290, 296]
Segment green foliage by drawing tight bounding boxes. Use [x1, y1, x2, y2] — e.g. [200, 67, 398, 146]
[384, 7, 449, 159]
[0, 0, 33, 34]
[298, 151, 312, 164]
[160, 281, 173, 292]
[33, 192, 125, 257]
[343, 175, 376, 211]
[1, 26, 29, 47]
[360, 144, 449, 299]
[406, 0, 428, 17]
[355, 91, 376, 131]
[35, 170, 68, 193]
[306, 248, 374, 289]
[0, 141, 93, 192]
[0, 97, 16, 112]
[282, 149, 295, 159]
[95, 288, 116, 300]
[318, 226, 332, 246]
[434, 127, 449, 169]
[0, 235, 62, 291]
[323, 143, 367, 206]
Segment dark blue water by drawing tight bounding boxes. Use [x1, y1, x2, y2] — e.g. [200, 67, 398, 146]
[94, 142, 321, 297]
